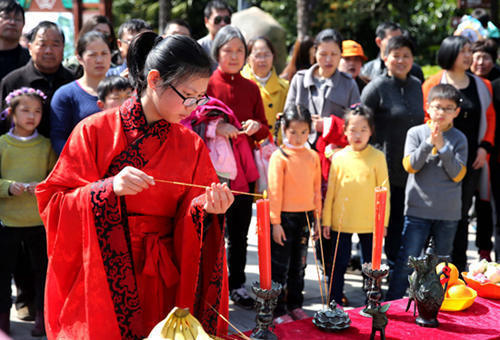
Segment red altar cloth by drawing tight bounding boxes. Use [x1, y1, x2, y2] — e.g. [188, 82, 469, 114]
[232, 297, 500, 339]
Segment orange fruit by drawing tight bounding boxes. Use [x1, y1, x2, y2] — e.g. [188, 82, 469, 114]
[453, 279, 466, 286]
[447, 285, 474, 299]
[436, 262, 459, 287]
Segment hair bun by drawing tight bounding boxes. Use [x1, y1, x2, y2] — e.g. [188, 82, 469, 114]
[127, 31, 160, 89]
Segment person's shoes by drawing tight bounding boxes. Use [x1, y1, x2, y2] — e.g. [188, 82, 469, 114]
[0, 311, 10, 335]
[289, 308, 309, 320]
[478, 249, 492, 262]
[341, 294, 349, 307]
[16, 305, 35, 321]
[31, 310, 46, 337]
[230, 287, 255, 310]
[273, 314, 293, 325]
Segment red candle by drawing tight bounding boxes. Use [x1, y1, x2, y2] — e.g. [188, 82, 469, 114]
[372, 186, 387, 270]
[256, 193, 272, 290]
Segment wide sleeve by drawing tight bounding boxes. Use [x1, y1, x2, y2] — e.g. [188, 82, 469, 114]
[50, 85, 75, 155]
[172, 137, 228, 336]
[36, 121, 123, 340]
[268, 150, 284, 225]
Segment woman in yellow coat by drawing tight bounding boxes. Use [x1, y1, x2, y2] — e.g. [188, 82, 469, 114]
[242, 36, 289, 137]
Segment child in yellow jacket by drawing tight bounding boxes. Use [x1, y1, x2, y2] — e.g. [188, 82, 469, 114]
[322, 104, 390, 305]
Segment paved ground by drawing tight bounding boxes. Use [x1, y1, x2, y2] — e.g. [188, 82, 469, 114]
[6, 205, 486, 339]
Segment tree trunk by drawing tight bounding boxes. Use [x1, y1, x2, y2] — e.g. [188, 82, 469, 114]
[159, 0, 172, 35]
[296, 0, 317, 40]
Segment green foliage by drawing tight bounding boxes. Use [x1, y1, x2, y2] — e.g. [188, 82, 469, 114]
[112, 0, 160, 31]
[314, 0, 460, 65]
[259, 0, 297, 47]
[421, 65, 442, 80]
[110, 0, 463, 65]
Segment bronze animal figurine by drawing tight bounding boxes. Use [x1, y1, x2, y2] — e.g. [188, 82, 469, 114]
[365, 304, 390, 340]
[405, 244, 445, 328]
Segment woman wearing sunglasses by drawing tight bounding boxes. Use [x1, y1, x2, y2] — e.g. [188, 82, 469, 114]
[36, 32, 233, 340]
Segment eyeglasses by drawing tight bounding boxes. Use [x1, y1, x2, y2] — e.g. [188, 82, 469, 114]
[168, 83, 209, 107]
[119, 39, 133, 45]
[250, 53, 273, 60]
[429, 105, 457, 113]
[214, 15, 231, 25]
[0, 12, 23, 24]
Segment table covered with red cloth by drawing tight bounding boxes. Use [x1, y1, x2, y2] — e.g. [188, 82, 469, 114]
[231, 297, 500, 339]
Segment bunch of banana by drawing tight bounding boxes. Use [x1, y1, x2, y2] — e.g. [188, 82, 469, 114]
[147, 307, 213, 340]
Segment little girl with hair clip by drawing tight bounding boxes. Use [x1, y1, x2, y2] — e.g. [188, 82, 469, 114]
[322, 104, 390, 306]
[267, 104, 322, 324]
[0, 87, 57, 336]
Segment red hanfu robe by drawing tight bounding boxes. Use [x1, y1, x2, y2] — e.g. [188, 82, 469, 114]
[36, 96, 228, 340]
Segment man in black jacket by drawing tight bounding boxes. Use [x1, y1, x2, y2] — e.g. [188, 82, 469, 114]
[0, 21, 74, 137]
[0, 0, 30, 81]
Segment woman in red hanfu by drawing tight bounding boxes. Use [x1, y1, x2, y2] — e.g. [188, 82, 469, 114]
[35, 32, 233, 340]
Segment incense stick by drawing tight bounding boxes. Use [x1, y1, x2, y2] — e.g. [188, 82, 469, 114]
[327, 223, 342, 304]
[154, 179, 264, 198]
[315, 211, 328, 303]
[305, 212, 325, 308]
[327, 198, 346, 304]
[204, 301, 251, 340]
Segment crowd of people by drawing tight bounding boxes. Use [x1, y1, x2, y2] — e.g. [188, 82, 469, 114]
[0, 0, 498, 338]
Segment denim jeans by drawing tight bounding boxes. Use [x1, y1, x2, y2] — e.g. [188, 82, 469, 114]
[271, 211, 313, 316]
[386, 215, 458, 301]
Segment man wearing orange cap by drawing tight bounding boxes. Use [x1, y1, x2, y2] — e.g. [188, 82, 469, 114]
[338, 40, 370, 92]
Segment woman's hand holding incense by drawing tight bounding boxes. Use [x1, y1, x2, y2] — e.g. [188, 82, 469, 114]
[204, 182, 234, 214]
[113, 166, 155, 196]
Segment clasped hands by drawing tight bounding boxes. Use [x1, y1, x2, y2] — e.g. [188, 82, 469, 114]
[9, 182, 38, 195]
[429, 123, 486, 169]
[112, 166, 234, 214]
